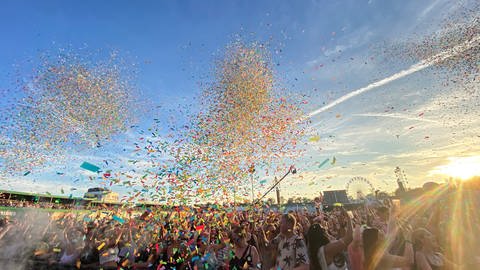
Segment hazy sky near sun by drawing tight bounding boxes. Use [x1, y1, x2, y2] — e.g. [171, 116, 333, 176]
[0, 0, 479, 201]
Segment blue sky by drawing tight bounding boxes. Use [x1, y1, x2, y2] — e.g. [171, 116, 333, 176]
[1, 0, 479, 202]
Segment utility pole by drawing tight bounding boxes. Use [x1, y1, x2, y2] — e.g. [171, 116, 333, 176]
[249, 164, 255, 204]
[251, 173, 254, 203]
[233, 186, 236, 208]
[276, 186, 281, 205]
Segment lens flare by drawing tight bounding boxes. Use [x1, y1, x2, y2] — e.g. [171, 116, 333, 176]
[429, 156, 480, 180]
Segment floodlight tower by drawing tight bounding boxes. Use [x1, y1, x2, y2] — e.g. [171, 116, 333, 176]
[394, 166, 408, 193]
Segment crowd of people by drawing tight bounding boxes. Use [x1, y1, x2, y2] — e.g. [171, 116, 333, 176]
[0, 199, 74, 209]
[0, 190, 479, 270]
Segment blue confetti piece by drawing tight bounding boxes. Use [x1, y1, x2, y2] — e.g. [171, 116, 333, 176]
[113, 215, 125, 224]
[80, 162, 100, 173]
[318, 158, 330, 169]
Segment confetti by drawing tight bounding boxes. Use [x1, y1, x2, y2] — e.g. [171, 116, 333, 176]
[318, 158, 330, 169]
[113, 215, 125, 224]
[97, 242, 106, 251]
[0, 48, 139, 173]
[80, 162, 100, 173]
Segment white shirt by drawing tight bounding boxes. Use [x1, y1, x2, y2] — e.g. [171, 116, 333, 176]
[274, 235, 309, 270]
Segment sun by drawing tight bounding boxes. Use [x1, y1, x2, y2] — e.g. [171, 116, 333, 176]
[430, 156, 480, 180]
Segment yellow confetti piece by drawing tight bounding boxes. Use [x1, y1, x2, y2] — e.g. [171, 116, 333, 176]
[34, 250, 46, 256]
[97, 242, 106, 251]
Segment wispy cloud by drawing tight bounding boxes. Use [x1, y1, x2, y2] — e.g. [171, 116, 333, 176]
[417, 0, 445, 21]
[353, 113, 440, 123]
[307, 34, 480, 118]
[307, 26, 374, 65]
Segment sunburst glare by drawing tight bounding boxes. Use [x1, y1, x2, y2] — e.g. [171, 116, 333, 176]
[429, 156, 480, 180]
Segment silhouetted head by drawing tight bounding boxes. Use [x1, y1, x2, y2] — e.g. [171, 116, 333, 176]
[306, 223, 330, 270]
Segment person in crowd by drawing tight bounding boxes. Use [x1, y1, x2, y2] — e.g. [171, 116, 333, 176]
[371, 207, 389, 234]
[58, 228, 83, 267]
[347, 224, 364, 270]
[98, 232, 120, 269]
[228, 225, 260, 270]
[273, 213, 309, 270]
[413, 228, 458, 270]
[0, 217, 12, 240]
[362, 226, 413, 270]
[214, 229, 233, 269]
[306, 207, 352, 270]
[257, 222, 277, 270]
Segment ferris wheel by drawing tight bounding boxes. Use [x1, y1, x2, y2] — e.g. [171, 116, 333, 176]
[346, 176, 375, 200]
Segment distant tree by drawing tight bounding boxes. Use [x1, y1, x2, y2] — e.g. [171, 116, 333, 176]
[294, 197, 303, 204]
[377, 191, 389, 200]
[301, 197, 312, 204]
[266, 198, 276, 205]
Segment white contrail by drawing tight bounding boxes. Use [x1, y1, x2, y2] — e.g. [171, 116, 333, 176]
[353, 113, 440, 123]
[307, 35, 480, 118]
